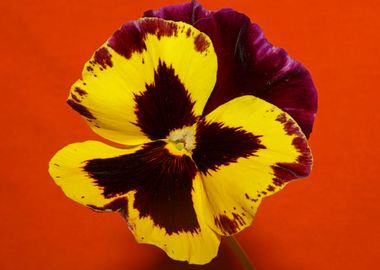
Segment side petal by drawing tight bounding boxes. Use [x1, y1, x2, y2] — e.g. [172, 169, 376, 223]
[48, 141, 143, 211]
[125, 176, 220, 265]
[195, 95, 312, 235]
[69, 18, 217, 144]
[194, 9, 317, 138]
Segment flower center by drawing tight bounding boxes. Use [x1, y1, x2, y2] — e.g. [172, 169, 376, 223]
[166, 126, 195, 156]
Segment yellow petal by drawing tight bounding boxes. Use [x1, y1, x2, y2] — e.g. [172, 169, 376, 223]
[196, 95, 312, 235]
[125, 176, 220, 265]
[49, 141, 143, 211]
[68, 18, 217, 145]
[50, 140, 220, 264]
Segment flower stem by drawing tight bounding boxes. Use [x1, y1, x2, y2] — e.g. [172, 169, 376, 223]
[225, 236, 256, 270]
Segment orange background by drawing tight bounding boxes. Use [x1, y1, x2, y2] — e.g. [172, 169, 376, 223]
[1, 0, 379, 269]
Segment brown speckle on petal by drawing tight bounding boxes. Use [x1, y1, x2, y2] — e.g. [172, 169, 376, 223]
[276, 113, 300, 136]
[74, 87, 87, 97]
[214, 213, 246, 235]
[70, 94, 80, 103]
[244, 193, 258, 202]
[108, 18, 180, 59]
[273, 113, 312, 183]
[186, 28, 192, 37]
[87, 197, 128, 212]
[194, 33, 210, 52]
[67, 99, 95, 119]
[94, 47, 113, 69]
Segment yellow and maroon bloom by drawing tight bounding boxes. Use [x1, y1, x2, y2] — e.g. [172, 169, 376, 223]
[49, 2, 316, 265]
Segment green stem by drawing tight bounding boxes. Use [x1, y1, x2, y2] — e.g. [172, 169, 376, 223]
[225, 236, 256, 270]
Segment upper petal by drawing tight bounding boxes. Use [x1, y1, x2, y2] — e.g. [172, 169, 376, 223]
[146, 5, 318, 138]
[68, 18, 217, 144]
[193, 95, 312, 235]
[197, 9, 317, 138]
[143, 1, 211, 25]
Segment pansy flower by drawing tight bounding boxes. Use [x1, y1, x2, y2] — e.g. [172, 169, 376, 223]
[49, 1, 316, 265]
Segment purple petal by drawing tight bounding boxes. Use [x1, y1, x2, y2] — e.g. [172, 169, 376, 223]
[145, 4, 318, 138]
[144, 1, 210, 25]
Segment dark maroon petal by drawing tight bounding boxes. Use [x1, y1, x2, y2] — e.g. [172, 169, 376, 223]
[133, 60, 197, 140]
[143, 1, 210, 26]
[192, 119, 265, 175]
[146, 4, 317, 138]
[83, 141, 200, 235]
[194, 9, 317, 138]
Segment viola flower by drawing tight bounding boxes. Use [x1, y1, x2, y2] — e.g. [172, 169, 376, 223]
[49, 1, 316, 265]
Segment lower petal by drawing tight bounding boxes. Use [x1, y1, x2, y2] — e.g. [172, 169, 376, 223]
[125, 176, 220, 264]
[49, 140, 220, 264]
[198, 95, 312, 235]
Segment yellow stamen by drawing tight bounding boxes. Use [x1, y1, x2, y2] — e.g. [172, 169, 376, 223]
[166, 126, 196, 156]
[175, 142, 185, 151]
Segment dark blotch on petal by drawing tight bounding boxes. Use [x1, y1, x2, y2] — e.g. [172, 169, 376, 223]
[140, 19, 178, 39]
[108, 19, 179, 59]
[272, 113, 312, 184]
[87, 197, 128, 212]
[214, 213, 246, 235]
[194, 33, 210, 52]
[84, 141, 200, 235]
[244, 193, 258, 202]
[192, 120, 265, 174]
[94, 47, 113, 69]
[276, 113, 300, 136]
[67, 99, 95, 119]
[108, 22, 147, 59]
[74, 87, 87, 97]
[70, 93, 80, 103]
[134, 60, 197, 140]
